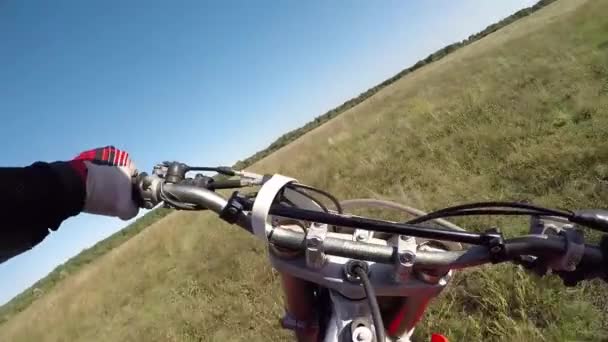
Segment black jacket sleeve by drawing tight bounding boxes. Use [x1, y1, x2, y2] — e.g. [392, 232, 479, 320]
[0, 162, 85, 263]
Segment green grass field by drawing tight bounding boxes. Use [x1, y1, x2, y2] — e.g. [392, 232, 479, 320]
[1, 0, 608, 340]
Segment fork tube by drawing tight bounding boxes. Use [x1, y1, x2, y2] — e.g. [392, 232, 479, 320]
[386, 296, 433, 338]
[279, 273, 319, 341]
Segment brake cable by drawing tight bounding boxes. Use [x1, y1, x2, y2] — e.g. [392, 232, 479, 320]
[283, 187, 329, 213]
[407, 201, 574, 225]
[352, 264, 385, 342]
[286, 183, 343, 213]
[407, 208, 565, 222]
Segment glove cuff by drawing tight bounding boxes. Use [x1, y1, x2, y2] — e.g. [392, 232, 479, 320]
[48, 161, 87, 217]
[68, 160, 88, 181]
[82, 161, 139, 220]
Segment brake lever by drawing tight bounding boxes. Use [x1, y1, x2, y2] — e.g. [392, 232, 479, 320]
[571, 209, 608, 232]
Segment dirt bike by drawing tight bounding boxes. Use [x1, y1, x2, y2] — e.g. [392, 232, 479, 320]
[133, 161, 608, 342]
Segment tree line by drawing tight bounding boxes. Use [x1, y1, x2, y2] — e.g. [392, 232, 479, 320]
[233, 0, 557, 171]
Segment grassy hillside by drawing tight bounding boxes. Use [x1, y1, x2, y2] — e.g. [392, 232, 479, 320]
[0, 208, 173, 325]
[1, 0, 608, 340]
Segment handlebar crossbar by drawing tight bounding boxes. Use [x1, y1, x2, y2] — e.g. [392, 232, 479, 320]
[159, 183, 605, 272]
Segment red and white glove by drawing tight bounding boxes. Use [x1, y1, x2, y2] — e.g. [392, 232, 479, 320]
[69, 146, 139, 220]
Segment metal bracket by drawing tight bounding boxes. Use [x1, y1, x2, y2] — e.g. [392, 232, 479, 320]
[391, 235, 417, 283]
[269, 230, 448, 298]
[306, 222, 328, 269]
[481, 228, 506, 263]
[529, 216, 585, 272]
[353, 229, 372, 242]
[530, 215, 568, 235]
[325, 290, 377, 342]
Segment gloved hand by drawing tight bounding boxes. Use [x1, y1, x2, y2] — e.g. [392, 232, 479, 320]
[69, 146, 139, 220]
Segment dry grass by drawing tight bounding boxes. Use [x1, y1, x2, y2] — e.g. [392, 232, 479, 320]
[1, 0, 608, 340]
[0, 212, 290, 341]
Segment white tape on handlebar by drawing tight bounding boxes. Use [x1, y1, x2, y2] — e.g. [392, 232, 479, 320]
[251, 174, 297, 241]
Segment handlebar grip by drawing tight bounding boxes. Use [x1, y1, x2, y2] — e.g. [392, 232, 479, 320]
[502, 235, 607, 285]
[208, 179, 243, 190]
[553, 237, 608, 286]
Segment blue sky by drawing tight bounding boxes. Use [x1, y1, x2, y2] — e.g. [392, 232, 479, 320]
[0, 0, 537, 304]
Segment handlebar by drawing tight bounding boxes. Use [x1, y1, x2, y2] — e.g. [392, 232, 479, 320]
[143, 181, 606, 279]
[162, 183, 231, 214]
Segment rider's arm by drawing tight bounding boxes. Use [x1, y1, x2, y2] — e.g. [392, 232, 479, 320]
[0, 162, 85, 263]
[0, 146, 139, 263]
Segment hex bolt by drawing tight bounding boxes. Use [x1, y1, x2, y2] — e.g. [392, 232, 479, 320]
[352, 326, 372, 342]
[399, 252, 415, 264]
[307, 236, 322, 248]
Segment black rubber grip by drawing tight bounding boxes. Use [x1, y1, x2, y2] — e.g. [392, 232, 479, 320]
[208, 179, 242, 190]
